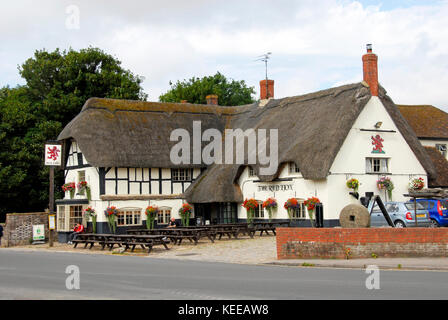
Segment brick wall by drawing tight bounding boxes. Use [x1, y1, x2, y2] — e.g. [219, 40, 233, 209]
[276, 227, 448, 259]
[2, 212, 49, 247]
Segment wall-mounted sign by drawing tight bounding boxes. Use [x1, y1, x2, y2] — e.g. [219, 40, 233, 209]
[371, 135, 385, 154]
[48, 215, 56, 230]
[44, 143, 62, 166]
[33, 225, 45, 241]
[257, 184, 293, 192]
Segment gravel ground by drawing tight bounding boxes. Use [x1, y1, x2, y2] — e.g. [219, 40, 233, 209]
[2, 234, 278, 264]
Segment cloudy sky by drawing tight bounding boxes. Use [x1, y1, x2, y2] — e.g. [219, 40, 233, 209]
[2, 0, 448, 110]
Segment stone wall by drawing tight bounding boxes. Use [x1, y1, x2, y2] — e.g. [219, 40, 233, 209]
[2, 212, 49, 247]
[276, 227, 448, 259]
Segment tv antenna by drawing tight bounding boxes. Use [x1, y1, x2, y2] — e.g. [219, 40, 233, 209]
[255, 52, 272, 98]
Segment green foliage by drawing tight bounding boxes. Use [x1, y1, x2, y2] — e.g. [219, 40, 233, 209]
[159, 72, 255, 106]
[0, 47, 147, 220]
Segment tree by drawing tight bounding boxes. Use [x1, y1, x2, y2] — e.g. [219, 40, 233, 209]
[159, 72, 255, 106]
[0, 47, 147, 220]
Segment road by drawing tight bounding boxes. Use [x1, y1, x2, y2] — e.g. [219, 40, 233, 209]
[0, 249, 447, 300]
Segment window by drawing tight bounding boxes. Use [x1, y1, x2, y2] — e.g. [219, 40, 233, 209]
[404, 203, 425, 210]
[288, 162, 300, 174]
[78, 170, 85, 183]
[158, 207, 171, 224]
[436, 144, 447, 157]
[248, 167, 256, 177]
[117, 209, 142, 226]
[366, 158, 389, 173]
[220, 203, 237, 224]
[57, 206, 66, 231]
[254, 201, 264, 218]
[171, 169, 192, 181]
[69, 205, 83, 230]
[291, 201, 307, 219]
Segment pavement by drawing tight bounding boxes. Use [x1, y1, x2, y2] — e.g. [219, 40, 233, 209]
[2, 234, 448, 272]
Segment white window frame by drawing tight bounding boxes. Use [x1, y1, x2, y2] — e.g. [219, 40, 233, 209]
[366, 158, 389, 174]
[436, 144, 447, 157]
[248, 166, 256, 177]
[117, 208, 142, 226]
[57, 205, 87, 231]
[158, 207, 172, 225]
[171, 169, 192, 182]
[254, 201, 264, 218]
[291, 200, 307, 220]
[288, 162, 300, 174]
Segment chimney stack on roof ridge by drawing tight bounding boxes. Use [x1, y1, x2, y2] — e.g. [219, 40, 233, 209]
[362, 43, 379, 96]
[260, 79, 274, 100]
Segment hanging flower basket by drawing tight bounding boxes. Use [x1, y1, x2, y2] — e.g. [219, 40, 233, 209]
[304, 197, 321, 228]
[77, 181, 91, 201]
[243, 198, 258, 225]
[62, 182, 76, 199]
[408, 177, 424, 191]
[346, 178, 360, 199]
[262, 198, 278, 222]
[84, 207, 97, 233]
[346, 178, 360, 192]
[377, 177, 394, 201]
[145, 206, 159, 230]
[178, 203, 193, 226]
[104, 206, 119, 234]
[284, 198, 300, 222]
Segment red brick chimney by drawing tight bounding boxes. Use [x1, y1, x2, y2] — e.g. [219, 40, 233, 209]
[362, 44, 379, 96]
[206, 94, 218, 105]
[260, 79, 274, 100]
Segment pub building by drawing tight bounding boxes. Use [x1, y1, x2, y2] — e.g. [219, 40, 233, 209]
[55, 45, 437, 242]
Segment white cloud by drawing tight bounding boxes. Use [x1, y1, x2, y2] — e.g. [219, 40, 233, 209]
[1, 0, 448, 109]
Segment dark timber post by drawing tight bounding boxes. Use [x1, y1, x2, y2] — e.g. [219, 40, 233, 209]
[49, 167, 54, 247]
[44, 141, 62, 247]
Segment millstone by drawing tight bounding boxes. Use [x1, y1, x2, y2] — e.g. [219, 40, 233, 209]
[339, 204, 370, 228]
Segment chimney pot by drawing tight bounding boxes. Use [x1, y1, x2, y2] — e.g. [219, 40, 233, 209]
[206, 94, 218, 105]
[260, 79, 274, 100]
[362, 44, 378, 96]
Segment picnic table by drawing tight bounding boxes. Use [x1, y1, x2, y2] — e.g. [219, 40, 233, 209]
[72, 233, 170, 253]
[250, 221, 290, 236]
[128, 228, 215, 245]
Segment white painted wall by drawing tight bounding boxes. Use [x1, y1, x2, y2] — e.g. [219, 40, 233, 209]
[237, 97, 429, 222]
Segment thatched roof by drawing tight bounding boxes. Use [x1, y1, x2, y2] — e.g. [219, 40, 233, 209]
[423, 146, 448, 188]
[58, 82, 436, 203]
[58, 98, 244, 168]
[398, 105, 448, 139]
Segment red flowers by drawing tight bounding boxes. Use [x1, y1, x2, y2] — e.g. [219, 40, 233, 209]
[104, 206, 118, 216]
[62, 182, 76, 192]
[284, 198, 299, 210]
[179, 203, 193, 215]
[304, 197, 320, 211]
[242, 199, 259, 210]
[77, 181, 88, 189]
[262, 198, 277, 209]
[145, 206, 159, 216]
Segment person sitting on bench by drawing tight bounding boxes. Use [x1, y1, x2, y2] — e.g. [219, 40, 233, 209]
[68, 223, 85, 244]
[167, 217, 178, 228]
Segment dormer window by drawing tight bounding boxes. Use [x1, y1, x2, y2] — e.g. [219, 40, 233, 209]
[436, 144, 447, 157]
[248, 167, 256, 177]
[288, 162, 300, 174]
